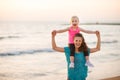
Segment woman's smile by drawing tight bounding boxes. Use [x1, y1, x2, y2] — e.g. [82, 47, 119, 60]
[74, 37, 82, 48]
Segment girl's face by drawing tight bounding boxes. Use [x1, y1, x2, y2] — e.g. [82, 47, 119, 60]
[74, 37, 82, 49]
[71, 18, 79, 26]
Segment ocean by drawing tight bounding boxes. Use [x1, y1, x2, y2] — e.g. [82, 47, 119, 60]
[0, 22, 120, 80]
[0, 22, 120, 59]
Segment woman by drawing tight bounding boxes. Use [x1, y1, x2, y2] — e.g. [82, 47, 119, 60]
[51, 30, 100, 80]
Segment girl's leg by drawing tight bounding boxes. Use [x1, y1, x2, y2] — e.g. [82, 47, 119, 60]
[84, 51, 94, 67]
[85, 56, 94, 67]
[69, 44, 75, 68]
[70, 56, 74, 63]
[85, 56, 89, 62]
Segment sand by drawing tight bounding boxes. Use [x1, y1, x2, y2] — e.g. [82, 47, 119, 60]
[0, 52, 119, 80]
[102, 76, 120, 80]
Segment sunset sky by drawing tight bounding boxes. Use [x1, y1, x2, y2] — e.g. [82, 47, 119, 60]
[0, 0, 120, 23]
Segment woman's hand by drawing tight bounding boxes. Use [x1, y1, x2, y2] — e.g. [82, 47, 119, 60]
[52, 30, 56, 37]
[51, 30, 64, 52]
[96, 31, 100, 38]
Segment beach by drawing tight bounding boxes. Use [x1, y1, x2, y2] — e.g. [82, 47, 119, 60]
[0, 52, 120, 80]
[103, 76, 120, 80]
[0, 22, 120, 80]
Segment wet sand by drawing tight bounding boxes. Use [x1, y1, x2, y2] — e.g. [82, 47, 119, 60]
[102, 76, 120, 80]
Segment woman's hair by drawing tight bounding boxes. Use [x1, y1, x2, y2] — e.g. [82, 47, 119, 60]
[74, 33, 88, 54]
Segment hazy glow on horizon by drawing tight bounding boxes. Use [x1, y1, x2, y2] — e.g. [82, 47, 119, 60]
[0, 0, 120, 22]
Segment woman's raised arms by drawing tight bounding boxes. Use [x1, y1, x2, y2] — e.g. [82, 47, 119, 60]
[51, 30, 64, 52]
[90, 31, 101, 53]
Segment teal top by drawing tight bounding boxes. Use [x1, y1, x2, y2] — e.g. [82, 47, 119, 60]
[64, 47, 90, 80]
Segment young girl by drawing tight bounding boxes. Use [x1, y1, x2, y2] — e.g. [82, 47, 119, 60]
[55, 16, 96, 68]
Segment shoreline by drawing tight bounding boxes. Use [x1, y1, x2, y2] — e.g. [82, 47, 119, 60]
[102, 76, 120, 80]
[0, 52, 119, 80]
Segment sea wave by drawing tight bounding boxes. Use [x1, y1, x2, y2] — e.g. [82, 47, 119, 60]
[90, 40, 118, 44]
[0, 48, 54, 57]
[0, 36, 20, 40]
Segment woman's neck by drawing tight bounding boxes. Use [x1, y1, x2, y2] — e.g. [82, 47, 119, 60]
[75, 48, 79, 53]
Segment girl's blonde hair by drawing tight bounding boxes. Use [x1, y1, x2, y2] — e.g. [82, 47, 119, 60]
[71, 16, 79, 22]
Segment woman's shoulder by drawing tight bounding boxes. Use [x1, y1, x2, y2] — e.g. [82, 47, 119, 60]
[64, 47, 70, 51]
[64, 47, 70, 53]
[64, 47, 70, 57]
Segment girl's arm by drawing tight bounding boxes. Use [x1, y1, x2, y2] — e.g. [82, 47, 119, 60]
[56, 27, 69, 33]
[90, 31, 101, 53]
[80, 27, 96, 34]
[51, 30, 64, 52]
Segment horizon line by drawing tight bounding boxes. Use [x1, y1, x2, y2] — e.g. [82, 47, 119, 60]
[0, 21, 120, 25]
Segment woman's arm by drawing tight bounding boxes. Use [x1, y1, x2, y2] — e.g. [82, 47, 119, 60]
[51, 30, 64, 52]
[56, 27, 69, 33]
[90, 31, 101, 53]
[80, 27, 96, 34]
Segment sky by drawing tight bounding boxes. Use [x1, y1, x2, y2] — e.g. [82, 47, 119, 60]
[0, 0, 120, 23]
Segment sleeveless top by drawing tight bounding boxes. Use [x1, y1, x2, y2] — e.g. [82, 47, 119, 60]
[64, 47, 90, 80]
[68, 26, 80, 44]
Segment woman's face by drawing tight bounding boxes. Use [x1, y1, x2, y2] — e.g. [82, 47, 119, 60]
[71, 18, 79, 26]
[74, 37, 82, 48]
